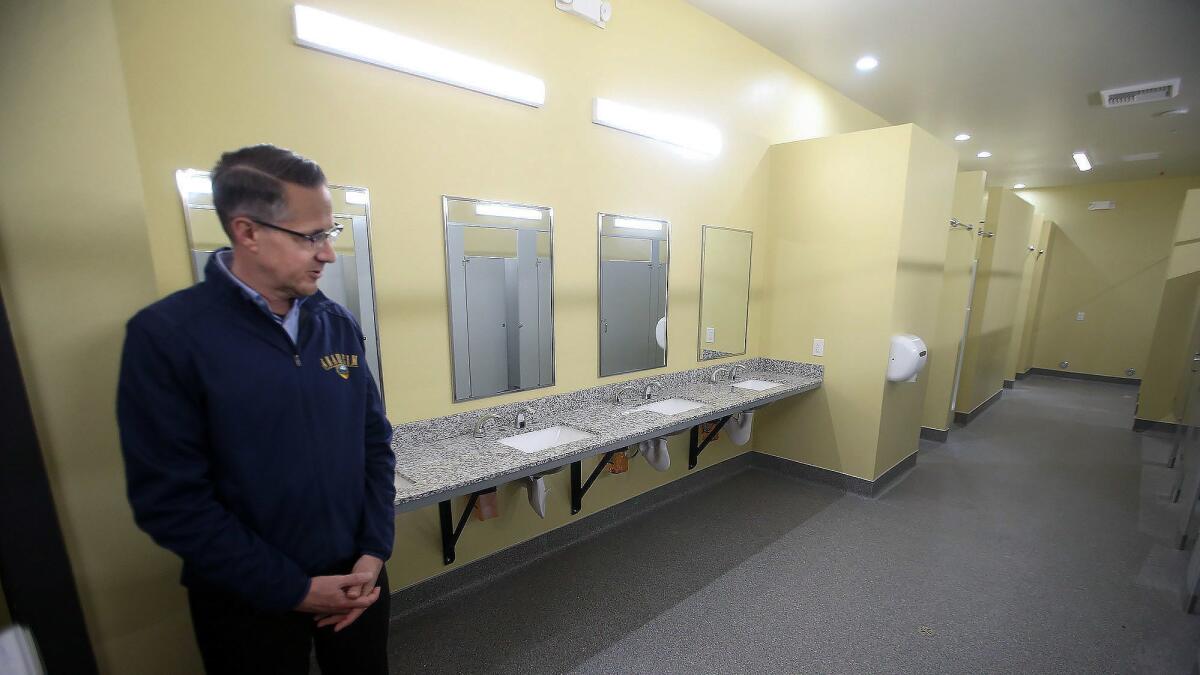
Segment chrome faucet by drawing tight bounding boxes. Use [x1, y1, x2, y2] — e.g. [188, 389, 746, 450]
[474, 413, 501, 438]
[615, 386, 642, 404]
[709, 367, 730, 383]
[730, 364, 747, 381]
[644, 382, 663, 399]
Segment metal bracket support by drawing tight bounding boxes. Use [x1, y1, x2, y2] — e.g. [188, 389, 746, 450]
[689, 415, 733, 469]
[439, 488, 494, 565]
[571, 450, 619, 515]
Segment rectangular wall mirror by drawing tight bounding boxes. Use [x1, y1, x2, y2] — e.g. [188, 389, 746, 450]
[598, 213, 669, 376]
[174, 169, 385, 396]
[697, 225, 753, 360]
[443, 196, 555, 402]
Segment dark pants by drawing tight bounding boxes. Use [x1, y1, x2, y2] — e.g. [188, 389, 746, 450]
[187, 567, 390, 675]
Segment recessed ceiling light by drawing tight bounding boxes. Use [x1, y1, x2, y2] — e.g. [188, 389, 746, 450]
[954, 133, 971, 141]
[1073, 152, 1092, 171]
[1013, 183, 1026, 189]
[976, 151, 991, 158]
[1122, 152, 1161, 162]
[1154, 107, 1189, 117]
[855, 55, 879, 71]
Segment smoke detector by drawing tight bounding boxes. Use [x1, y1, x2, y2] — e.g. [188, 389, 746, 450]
[1101, 78, 1181, 108]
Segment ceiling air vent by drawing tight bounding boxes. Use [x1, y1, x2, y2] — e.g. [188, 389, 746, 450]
[1101, 78, 1180, 108]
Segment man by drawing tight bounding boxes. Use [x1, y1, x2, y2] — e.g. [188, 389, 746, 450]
[117, 144, 396, 674]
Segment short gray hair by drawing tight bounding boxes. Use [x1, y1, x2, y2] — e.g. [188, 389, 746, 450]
[210, 144, 326, 238]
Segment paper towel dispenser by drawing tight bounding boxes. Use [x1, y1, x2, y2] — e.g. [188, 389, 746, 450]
[887, 334, 928, 382]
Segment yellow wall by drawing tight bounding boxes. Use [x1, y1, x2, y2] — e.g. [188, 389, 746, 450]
[1140, 273, 1200, 423]
[1004, 213, 1047, 379]
[699, 227, 754, 354]
[1167, 190, 1200, 280]
[1020, 177, 1200, 378]
[954, 189, 1034, 413]
[1016, 218, 1055, 374]
[2, 1, 889, 672]
[921, 170, 985, 431]
[0, 1, 182, 670]
[874, 128, 958, 474]
[1139, 189, 1200, 423]
[756, 124, 957, 480]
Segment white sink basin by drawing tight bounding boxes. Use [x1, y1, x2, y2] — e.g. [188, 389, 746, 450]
[498, 425, 593, 454]
[733, 379, 783, 391]
[623, 398, 706, 415]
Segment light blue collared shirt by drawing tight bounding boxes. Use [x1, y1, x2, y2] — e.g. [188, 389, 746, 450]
[214, 249, 305, 344]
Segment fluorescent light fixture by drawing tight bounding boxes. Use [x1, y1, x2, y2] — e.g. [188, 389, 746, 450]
[476, 203, 542, 220]
[1073, 152, 1092, 171]
[345, 190, 369, 205]
[976, 151, 992, 158]
[855, 55, 879, 71]
[1013, 183, 1026, 189]
[175, 170, 212, 195]
[954, 133, 971, 141]
[292, 4, 545, 107]
[592, 98, 722, 158]
[614, 217, 664, 231]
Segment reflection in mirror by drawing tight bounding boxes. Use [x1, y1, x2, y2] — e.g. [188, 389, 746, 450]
[174, 169, 384, 394]
[598, 213, 669, 376]
[697, 225, 753, 361]
[443, 197, 555, 402]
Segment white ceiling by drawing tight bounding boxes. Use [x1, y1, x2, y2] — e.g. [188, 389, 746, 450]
[686, 0, 1200, 188]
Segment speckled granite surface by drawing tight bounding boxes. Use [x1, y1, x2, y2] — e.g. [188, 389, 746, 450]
[390, 357, 822, 512]
[700, 348, 739, 361]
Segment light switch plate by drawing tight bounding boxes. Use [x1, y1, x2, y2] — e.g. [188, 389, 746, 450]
[1076, 312, 1085, 321]
[705, 327, 715, 343]
[813, 338, 825, 357]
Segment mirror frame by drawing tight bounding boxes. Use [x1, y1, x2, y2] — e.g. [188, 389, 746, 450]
[173, 169, 386, 405]
[441, 195, 558, 403]
[696, 225, 753, 361]
[596, 212, 671, 377]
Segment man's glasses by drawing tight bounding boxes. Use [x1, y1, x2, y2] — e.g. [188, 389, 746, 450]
[248, 218, 343, 248]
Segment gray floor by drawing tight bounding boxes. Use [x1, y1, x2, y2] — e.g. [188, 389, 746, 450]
[386, 375, 1200, 673]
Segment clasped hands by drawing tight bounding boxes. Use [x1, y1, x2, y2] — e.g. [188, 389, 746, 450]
[295, 554, 383, 632]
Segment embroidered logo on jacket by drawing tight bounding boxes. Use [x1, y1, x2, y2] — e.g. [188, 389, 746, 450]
[320, 353, 359, 380]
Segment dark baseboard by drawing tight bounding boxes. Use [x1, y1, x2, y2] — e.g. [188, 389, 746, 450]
[1026, 368, 1140, 386]
[390, 448, 919, 615]
[1132, 418, 1179, 434]
[1002, 379, 1014, 390]
[746, 451, 916, 498]
[954, 389, 1002, 426]
[390, 452, 756, 618]
[1015, 369, 1031, 381]
[920, 426, 949, 442]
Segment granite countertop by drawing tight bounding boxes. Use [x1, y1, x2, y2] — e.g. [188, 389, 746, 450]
[389, 357, 823, 512]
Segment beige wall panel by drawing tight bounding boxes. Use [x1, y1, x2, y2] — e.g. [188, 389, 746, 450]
[756, 125, 913, 480]
[3, 1, 890, 671]
[921, 170, 985, 431]
[875, 127, 958, 476]
[955, 190, 1034, 413]
[1021, 177, 1200, 378]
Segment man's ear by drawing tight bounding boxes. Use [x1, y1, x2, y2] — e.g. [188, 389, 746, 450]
[229, 216, 259, 252]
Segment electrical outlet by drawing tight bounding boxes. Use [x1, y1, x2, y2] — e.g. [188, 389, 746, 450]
[705, 327, 715, 344]
[813, 338, 825, 357]
[1076, 312, 1085, 321]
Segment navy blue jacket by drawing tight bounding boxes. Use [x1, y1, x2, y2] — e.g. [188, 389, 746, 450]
[117, 253, 395, 611]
